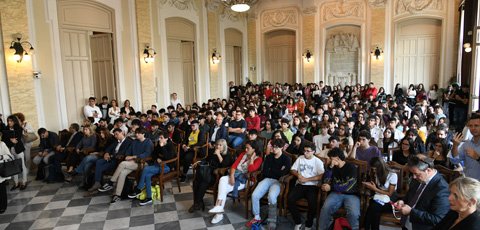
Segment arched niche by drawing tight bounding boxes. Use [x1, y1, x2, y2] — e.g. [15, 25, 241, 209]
[224, 28, 243, 86]
[264, 29, 296, 84]
[325, 25, 361, 87]
[165, 17, 197, 106]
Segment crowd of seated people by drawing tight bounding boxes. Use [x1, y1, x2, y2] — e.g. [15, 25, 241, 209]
[1, 80, 480, 229]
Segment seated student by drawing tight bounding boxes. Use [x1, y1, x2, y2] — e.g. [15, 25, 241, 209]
[349, 130, 382, 163]
[247, 139, 292, 229]
[65, 125, 97, 175]
[265, 130, 289, 155]
[288, 141, 325, 230]
[363, 157, 398, 230]
[180, 120, 206, 182]
[392, 137, 416, 165]
[189, 139, 233, 213]
[318, 147, 360, 230]
[65, 128, 115, 187]
[286, 134, 305, 156]
[129, 131, 176, 205]
[149, 120, 162, 144]
[313, 123, 330, 154]
[46, 124, 83, 183]
[166, 121, 183, 144]
[317, 136, 347, 159]
[111, 118, 128, 135]
[280, 118, 294, 143]
[98, 127, 153, 203]
[228, 110, 247, 148]
[34, 128, 59, 180]
[87, 128, 132, 193]
[208, 141, 263, 224]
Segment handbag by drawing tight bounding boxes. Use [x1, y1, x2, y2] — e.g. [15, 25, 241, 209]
[24, 132, 38, 143]
[0, 155, 23, 177]
[197, 161, 213, 184]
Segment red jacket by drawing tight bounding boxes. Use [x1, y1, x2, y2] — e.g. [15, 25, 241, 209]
[231, 152, 263, 172]
[245, 116, 261, 131]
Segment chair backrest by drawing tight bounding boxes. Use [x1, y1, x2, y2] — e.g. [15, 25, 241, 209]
[387, 161, 409, 194]
[176, 128, 185, 141]
[257, 136, 268, 153]
[283, 151, 297, 164]
[345, 158, 368, 188]
[434, 164, 461, 183]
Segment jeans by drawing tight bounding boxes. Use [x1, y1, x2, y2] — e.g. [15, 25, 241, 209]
[288, 184, 319, 228]
[251, 178, 281, 216]
[75, 154, 98, 174]
[94, 158, 117, 183]
[217, 175, 245, 209]
[318, 193, 360, 230]
[228, 135, 245, 148]
[137, 165, 169, 198]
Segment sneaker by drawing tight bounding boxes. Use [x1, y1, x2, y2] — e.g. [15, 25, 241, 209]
[294, 224, 302, 230]
[304, 227, 311, 230]
[211, 214, 224, 224]
[110, 195, 121, 203]
[128, 188, 142, 199]
[245, 218, 262, 228]
[208, 206, 224, 214]
[139, 198, 152, 206]
[98, 182, 113, 192]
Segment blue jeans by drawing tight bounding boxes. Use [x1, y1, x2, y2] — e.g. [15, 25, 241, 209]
[75, 155, 98, 174]
[251, 178, 281, 216]
[228, 135, 245, 148]
[137, 165, 170, 198]
[318, 192, 360, 230]
[94, 158, 117, 183]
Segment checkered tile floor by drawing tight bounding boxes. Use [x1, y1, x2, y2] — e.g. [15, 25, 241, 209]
[0, 174, 401, 230]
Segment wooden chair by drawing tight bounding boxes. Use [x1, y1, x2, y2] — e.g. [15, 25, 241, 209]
[153, 144, 181, 202]
[193, 132, 209, 164]
[379, 161, 410, 227]
[232, 170, 261, 219]
[435, 164, 461, 183]
[257, 136, 268, 154]
[281, 156, 326, 228]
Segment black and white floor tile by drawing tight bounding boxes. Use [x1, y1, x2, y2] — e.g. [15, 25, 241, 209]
[0, 175, 401, 230]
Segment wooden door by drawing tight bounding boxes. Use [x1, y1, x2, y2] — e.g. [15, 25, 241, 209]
[182, 41, 196, 104]
[90, 33, 116, 101]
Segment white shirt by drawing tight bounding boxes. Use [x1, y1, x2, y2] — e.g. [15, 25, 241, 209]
[291, 155, 325, 186]
[83, 105, 102, 124]
[313, 134, 330, 154]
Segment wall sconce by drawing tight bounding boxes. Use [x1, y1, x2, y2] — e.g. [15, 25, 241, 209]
[143, 44, 156, 63]
[303, 49, 312, 62]
[9, 33, 34, 63]
[371, 46, 383, 60]
[464, 43, 472, 53]
[211, 49, 221, 64]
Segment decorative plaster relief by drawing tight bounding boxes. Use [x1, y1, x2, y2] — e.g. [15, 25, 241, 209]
[395, 0, 443, 15]
[326, 33, 360, 52]
[303, 6, 317, 15]
[322, 0, 364, 22]
[159, 0, 196, 11]
[262, 7, 298, 29]
[205, 0, 221, 11]
[221, 7, 242, 22]
[368, 0, 387, 8]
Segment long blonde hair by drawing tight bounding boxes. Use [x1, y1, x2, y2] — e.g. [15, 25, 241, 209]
[450, 177, 480, 209]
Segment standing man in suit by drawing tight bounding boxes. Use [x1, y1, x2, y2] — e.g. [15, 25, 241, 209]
[394, 155, 450, 230]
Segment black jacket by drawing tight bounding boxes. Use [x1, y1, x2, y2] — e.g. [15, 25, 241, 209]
[39, 131, 60, 152]
[405, 172, 450, 230]
[433, 210, 480, 230]
[2, 127, 25, 154]
[209, 124, 228, 143]
[105, 137, 133, 158]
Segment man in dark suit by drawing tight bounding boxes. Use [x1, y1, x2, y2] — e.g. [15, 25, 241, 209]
[87, 128, 132, 193]
[46, 123, 84, 182]
[34, 128, 60, 180]
[394, 155, 450, 230]
[208, 112, 228, 149]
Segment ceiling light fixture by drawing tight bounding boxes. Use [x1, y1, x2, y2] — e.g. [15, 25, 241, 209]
[221, 0, 258, 12]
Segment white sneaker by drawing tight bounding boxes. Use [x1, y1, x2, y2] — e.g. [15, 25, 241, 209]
[211, 214, 224, 224]
[305, 227, 311, 230]
[294, 224, 302, 230]
[208, 206, 224, 214]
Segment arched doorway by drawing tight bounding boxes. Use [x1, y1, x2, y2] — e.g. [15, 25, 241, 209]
[57, 0, 117, 124]
[264, 30, 296, 84]
[225, 28, 243, 86]
[165, 18, 196, 106]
